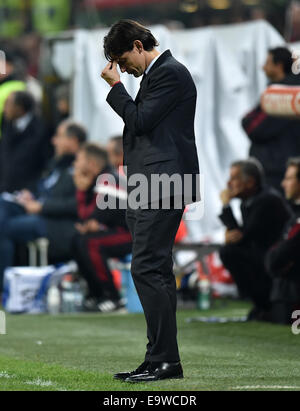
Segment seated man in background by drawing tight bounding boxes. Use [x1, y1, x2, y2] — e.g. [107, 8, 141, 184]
[0, 91, 47, 192]
[72, 143, 132, 313]
[219, 159, 291, 321]
[0, 119, 87, 293]
[266, 158, 300, 324]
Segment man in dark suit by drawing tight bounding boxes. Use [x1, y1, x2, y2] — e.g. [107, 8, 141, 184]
[219, 159, 291, 321]
[101, 20, 200, 382]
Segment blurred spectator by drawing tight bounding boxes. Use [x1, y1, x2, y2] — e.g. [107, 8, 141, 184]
[54, 84, 70, 128]
[0, 50, 26, 134]
[72, 143, 131, 313]
[19, 33, 42, 79]
[219, 159, 291, 321]
[106, 135, 123, 171]
[242, 47, 300, 192]
[31, 0, 71, 35]
[0, 91, 46, 192]
[5, 41, 43, 102]
[266, 157, 300, 324]
[286, 1, 300, 42]
[0, 0, 25, 38]
[0, 119, 87, 292]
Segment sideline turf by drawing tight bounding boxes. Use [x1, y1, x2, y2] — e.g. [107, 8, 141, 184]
[1, 301, 300, 391]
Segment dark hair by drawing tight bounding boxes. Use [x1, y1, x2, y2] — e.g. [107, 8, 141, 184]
[287, 157, 300, 181]
[81, 142, 108, 167]
[268, 47, 293, 75]
[63, 120, 87, 145]
[103, 19, 159, 61]
[109, 135, 123, 155]
[13, 91, 35, 113]
[231, 158, 264, 189]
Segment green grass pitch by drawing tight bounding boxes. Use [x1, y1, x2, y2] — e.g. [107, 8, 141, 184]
[0, 300, 300, 391]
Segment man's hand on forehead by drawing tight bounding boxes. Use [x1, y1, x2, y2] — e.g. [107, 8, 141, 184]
[101, 60, 120, 86]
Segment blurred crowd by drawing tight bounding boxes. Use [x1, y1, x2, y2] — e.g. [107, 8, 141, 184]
[0, 37, 300, 324]
[219, 47, 300, 325]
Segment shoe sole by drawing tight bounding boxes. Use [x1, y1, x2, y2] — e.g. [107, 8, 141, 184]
[125, 373, 184, 383]
[113, 370, 148, 380]
[113, 375, 129, 381]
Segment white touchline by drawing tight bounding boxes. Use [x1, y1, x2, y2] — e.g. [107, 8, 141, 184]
[233, 385, 300, 390]
[0, 371, 13, 378]
[0, 371, 69, 390]
[25, 378, 55, 387]
[24, 378, 69, 390]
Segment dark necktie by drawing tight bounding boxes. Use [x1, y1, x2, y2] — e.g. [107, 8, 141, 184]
[135, 73, 147, 102]
[141, 72, 147, 85]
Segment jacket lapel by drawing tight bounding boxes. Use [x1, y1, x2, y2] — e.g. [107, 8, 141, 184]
[134, 50, 172, 103]
[135, 73, 147, 103]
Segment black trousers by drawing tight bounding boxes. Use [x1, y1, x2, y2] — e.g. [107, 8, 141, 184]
[126, 207, 184, 363]
[219, 243, 272, 310]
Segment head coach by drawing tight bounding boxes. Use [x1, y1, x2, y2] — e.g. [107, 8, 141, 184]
[101, 19, 200, 383]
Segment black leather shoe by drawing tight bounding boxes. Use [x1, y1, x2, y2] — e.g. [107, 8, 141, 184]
[125, 362, 183, 383]
[113, 361, 150, 381]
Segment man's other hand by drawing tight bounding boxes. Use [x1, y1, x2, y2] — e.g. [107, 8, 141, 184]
[75, 219, 106, 235]
[225, 229, 243, 244]
[220, 189, 231, 206]
[22, 200, 42, 215]
[16, 189, 34, 203]
[85, 219, 102, 232]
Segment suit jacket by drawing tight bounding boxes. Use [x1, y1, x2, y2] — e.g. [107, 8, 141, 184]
[107, 50, 200, 208]
[219, 186, 291, 257]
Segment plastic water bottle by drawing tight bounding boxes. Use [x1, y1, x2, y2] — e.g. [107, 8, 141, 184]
[61, 275, 83, 313]
[197, 274, 211, 310]
[47, 285, 61, 314]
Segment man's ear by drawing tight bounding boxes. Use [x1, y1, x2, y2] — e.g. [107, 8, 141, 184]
[275, 61, 285, 74]
[134, 40, 144, 53]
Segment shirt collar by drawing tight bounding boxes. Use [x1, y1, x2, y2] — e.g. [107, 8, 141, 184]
[145, 53, 162, 75]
